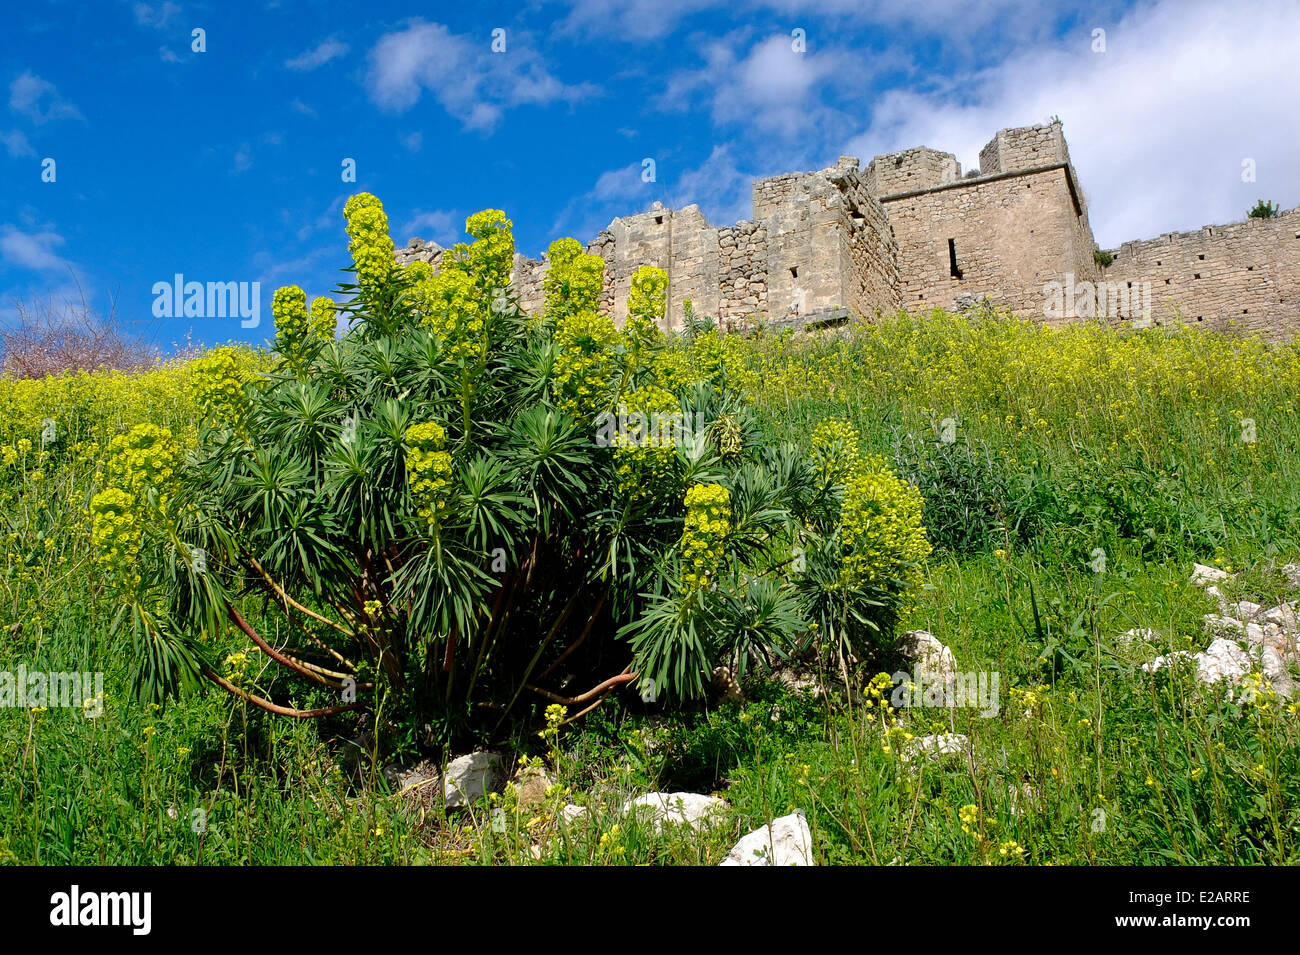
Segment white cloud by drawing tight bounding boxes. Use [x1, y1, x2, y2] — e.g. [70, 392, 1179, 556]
[398, 210, 459, 245]
[554, 0, 1073, 43]
[841, 0, 1300, 246]
[159, 46, 182, 64]
[290, 98, 317, 117]
[9, 72, 83, 125]
[553, 146, 757, 244]
[660, 33, 871, 142]
[364, 20, 598, 131]
[0, 129, 35, 157]
[401, 131, 423, 153]
[232, 142, 252, 174]
[285, 38, 350, 71]
[133, 1, 180, 29]
[0, 225, 72, 272]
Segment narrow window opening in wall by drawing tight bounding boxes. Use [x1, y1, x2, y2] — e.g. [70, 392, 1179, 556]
[654, 215, 664, 225]
[1156, 260, 1162, 266]
[1165, 279, 1171, 285]
[948, 238, 962, 279]
[1198, 254, 1205, 260]
[1194, 273, 1201, 279]
[1248, 266, 1255, 271]
[1197, 316, 1203, 322]
[789, 266, 798, 279]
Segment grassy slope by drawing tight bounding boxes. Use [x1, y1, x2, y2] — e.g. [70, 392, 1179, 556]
[2, 311, 1298, 865]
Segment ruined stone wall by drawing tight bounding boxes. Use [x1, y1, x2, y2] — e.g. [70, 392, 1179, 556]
[979, 122, 1068, 175]
[878, 164, 1099, 320]
[829, 163, 901, 318]
[1103, 209, 1300, 335]
[864, 147, 961, 195]
[393, 121, 1298, 339]
[716, 221, 768, 327]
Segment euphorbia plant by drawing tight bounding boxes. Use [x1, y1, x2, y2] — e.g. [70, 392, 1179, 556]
[90, 193, 930, 747]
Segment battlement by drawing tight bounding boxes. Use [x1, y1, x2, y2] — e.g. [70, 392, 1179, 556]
[864, 147, 961, 196]
[398, 121, 1300, 338]
[977, 121, 1069, 176]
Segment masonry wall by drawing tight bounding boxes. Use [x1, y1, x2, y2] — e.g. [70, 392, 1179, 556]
[394, 120, 1298, 339]
[878, 165, 1101, 319]
[1103, 210, 1300, 335]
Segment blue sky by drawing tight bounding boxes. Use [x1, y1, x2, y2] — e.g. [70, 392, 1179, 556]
[2, 0, 1298, 351]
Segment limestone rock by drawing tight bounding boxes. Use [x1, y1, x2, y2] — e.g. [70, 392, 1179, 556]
[1196, 638, 1252, 685]
[443, 752, 505, 808]
[720, 810, 815, 866]
[901, 629, 957, 699]
[559, 804, 588, 824]
[623, 792, 728, 831]
[1117, 627, 1159, 649]
[1191, 563, 1230, 587]
[905, 733, 970, 761]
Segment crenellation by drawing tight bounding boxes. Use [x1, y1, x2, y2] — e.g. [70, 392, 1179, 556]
[398, 120, 1299, 339]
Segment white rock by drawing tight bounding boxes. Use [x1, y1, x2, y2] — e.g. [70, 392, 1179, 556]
[1204, 584, 1230, 613]
[559, 804, 588, 824]
[905, 733, 970, 761]
[1195, 638, 1252, 686]
[1191, 563, 1230, 586]
[902, 629, 957, 700]
[1231, 601, 1262, 620]
[1142, 650, 1197, 674]
[1262, 602, 1299, 630]
[443, 752, 505, 808]
[1203, 614, 1244, 635]
[720, 810, 815, 866]
[623, 792, 728, 831]
[1281, 564, 1300, 589]
[1117, 627, 1158, 649]
[1259, 646, 1294, 698]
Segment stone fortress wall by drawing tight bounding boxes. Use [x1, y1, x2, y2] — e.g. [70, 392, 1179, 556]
[396, 121, 1300, 338]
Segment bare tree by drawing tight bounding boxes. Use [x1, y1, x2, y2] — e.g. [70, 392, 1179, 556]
[1, 283, 159, 379]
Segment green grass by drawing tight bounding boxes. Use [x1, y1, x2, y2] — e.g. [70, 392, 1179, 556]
[4, 311, 1300, 865]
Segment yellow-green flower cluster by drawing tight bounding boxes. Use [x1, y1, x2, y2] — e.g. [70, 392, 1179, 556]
[88, 423, 182, 597]
[543, 238, 605, 324]
[189, 346, 249, 428]
[88, 487, 142, 596]
[613, 384, 679, 498]
[553, 310, 619, 420]
[344, 192, 395, 289]
[680, 482, 730, 592]
[412, 269, 485, 363]
[462, 209, 515, 297]
[103, 423, 183, 519]
[838, 452, 931, 595]
[273, 284, 329, 372]
[310, 296, 338, 340]
[625, 265, 667, 344]
[810, 418, 861, 484]
[404, 421, 453, 527]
